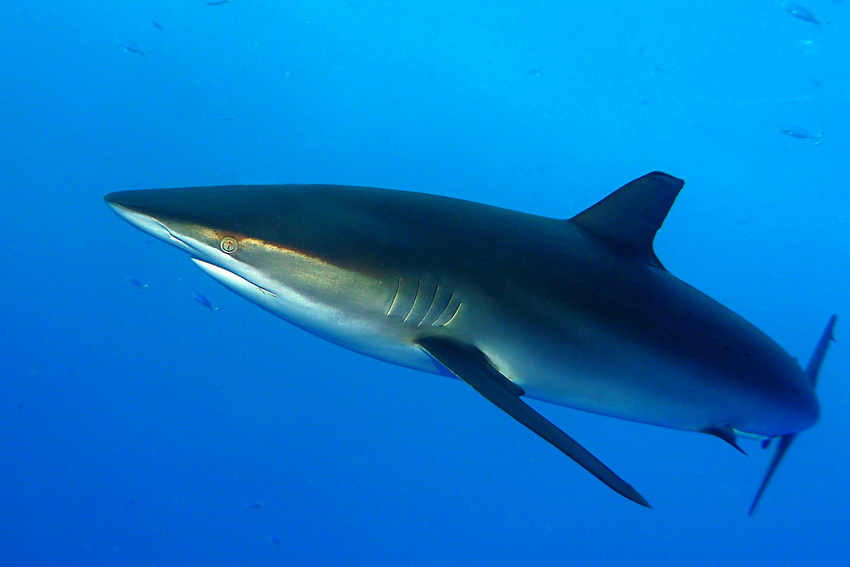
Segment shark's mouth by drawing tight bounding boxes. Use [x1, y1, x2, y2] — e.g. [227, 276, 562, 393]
[191, 258, 278, 298]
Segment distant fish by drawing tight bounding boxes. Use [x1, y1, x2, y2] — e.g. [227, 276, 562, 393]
[218, 116, 235, 121]
[794, 39, 818, 56]
[783, 3, 827, 26]
[781, 128, 823, 144]
[16, 401, 23, 411]
[193, 292, 218, 312]
[269, 535, 281, 548]
[127, 276, 149, 291]
[527, 68, 541, 76]
[153, 21, 164, 31]
[118, 40, 150, 57]
[243, 502, 262, 509]
[206, 0, 230, 5]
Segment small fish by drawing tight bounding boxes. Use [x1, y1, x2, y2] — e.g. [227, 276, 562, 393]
[16, 401, 23, 411]
[153, 21, 164, 31]
[269, 535, 281, 548]
[527, 68, 541, 76]
[118, 40, 150, 57]
[794, 39, 818, 56]
[783, 3, 826, 26]
[781, 128, 823, 144]
[193, 292, 218, 312]
[243, 502, 262, 509]
[206, 0, 230, 5]
[127, 276, 149, 291]
[218, 116, 235, 121]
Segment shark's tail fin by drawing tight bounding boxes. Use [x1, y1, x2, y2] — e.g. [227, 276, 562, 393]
[748, 315, 837, 516]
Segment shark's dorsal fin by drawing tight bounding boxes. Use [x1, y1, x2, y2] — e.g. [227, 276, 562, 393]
[570, 172, 684, 268]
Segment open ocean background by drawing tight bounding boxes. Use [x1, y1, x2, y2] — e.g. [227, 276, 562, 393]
[2, 1, 849, 565]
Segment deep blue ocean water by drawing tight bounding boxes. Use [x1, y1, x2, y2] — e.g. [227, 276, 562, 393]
[2, 1, 849, 565]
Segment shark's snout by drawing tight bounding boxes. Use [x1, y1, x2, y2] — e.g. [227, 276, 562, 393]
[104, 190, 155, 215]
[104, 191, 159, 231]
[103, 191, 125, 208]
[104, 191, 201, 255]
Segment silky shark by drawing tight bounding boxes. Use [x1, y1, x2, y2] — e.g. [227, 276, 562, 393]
[105, 172, 836, 512]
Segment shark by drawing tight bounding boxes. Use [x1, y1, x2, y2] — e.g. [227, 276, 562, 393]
[105, 171, 836, 512]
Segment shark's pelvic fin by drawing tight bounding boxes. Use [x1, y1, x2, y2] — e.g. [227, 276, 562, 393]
[749, 315, 837, 516]
[417, 336, 650, 508]
[570, 171, 684, 269]
[704, 426, 747, 455]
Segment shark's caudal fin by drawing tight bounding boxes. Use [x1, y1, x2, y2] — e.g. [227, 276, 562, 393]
[748, 315, 837, 516]
[570, 172, 684, 269]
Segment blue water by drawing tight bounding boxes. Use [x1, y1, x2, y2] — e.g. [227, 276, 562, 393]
[2, 1, 849, 565]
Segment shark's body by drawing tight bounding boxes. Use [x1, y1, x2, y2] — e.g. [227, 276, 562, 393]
[105, 172, 835, 511]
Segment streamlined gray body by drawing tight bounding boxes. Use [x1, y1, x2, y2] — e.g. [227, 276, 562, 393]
[105, 172, 835, 511]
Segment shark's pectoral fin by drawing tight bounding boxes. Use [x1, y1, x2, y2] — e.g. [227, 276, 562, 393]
[416, 336, 650, 508]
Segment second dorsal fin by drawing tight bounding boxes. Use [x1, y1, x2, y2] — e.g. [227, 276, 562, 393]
[570, 172, 684, 268]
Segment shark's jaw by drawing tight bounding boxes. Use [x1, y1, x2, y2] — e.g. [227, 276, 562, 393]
[190, 258, 276, 298]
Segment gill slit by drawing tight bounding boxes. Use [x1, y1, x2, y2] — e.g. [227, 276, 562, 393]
[402, 279, 422, 323]
[430, 291, 456, 327]
[415, 283, 440, 327]
[443, 300, 463, 327]
[387, 277, 402, 316]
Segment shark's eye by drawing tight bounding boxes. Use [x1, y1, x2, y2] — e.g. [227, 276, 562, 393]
[220, 236, 238, 254]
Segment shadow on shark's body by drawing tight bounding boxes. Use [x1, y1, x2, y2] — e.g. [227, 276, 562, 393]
[104, 172, 836, 512]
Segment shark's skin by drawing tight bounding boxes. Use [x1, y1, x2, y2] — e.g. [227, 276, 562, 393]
[105, 172, 828, 509]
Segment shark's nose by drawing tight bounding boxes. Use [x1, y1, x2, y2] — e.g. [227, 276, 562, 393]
[104, 193, 145, 226]
[104, 191, 175, 244]
[104, 192, 147, 223]
[104, 191, 145, 212]
[104, 189, 181, 231]
[104, 187, 213, 225]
